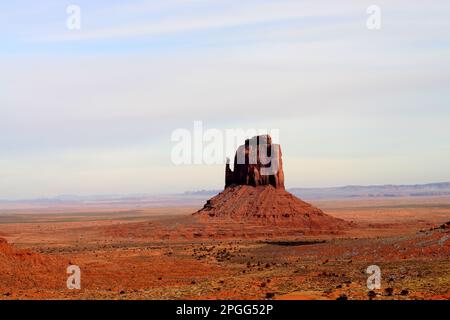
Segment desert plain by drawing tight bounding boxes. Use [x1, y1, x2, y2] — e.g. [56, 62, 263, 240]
[0, 195, 449, 300]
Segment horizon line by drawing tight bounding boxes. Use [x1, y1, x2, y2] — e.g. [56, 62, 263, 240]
[2, 180, 450, 202]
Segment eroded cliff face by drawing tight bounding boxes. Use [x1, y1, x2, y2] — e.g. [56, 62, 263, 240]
[225, 135, 284, 189]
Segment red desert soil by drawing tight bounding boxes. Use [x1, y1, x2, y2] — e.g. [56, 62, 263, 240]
[0, 237, 68, 297]
[0, 197, 448, 300]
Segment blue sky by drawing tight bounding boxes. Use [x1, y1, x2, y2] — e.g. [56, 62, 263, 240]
[1, 0, 450, 199]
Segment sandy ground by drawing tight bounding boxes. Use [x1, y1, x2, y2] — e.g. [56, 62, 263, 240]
[0, 197, 449, 300]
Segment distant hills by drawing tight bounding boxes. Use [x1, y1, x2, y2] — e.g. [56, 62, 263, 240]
[184, 182, 450, 200]
[288, 182, 450, 200]
[1, 182, 450, 211]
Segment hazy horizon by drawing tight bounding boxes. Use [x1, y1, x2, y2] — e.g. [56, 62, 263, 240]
[2, 180, 450, 202]
[1, 1, 450, 198]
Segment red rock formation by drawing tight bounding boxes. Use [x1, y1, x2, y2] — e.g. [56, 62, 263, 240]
[195, 135, 347, 229]
[225, 135, 284, 189]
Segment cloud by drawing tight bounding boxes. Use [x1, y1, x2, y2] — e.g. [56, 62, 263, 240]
[1, 0, 450, 198]
[35, 0, 356, 42]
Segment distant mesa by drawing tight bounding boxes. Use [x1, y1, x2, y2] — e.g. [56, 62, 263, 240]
[194, 135, 348, 229]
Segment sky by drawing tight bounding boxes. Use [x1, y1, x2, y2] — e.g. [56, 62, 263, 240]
[1, 0, 450, 199]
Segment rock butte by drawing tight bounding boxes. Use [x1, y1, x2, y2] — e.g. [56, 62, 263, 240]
[194, 135, 348, 229]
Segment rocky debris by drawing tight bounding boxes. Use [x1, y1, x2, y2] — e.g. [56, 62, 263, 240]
[385, 287, 394, 296]
[426, 221, 450, 232]
[195, 184, 349, 229]
[367, 290, 377, 300]
[439, 221, 450, 229]
[265, 292, 275, 299]
[336, 294, 348, 300]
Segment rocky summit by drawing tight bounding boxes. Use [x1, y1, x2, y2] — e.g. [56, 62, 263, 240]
[225, 134, 284, 189]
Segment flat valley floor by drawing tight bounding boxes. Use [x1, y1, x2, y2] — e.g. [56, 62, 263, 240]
[0, 197, 449, 300]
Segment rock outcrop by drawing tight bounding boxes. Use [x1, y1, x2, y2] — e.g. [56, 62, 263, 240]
[0, 238, 67, 293]
[225, 134, 284, 189]
[195, 135, 348, 229]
